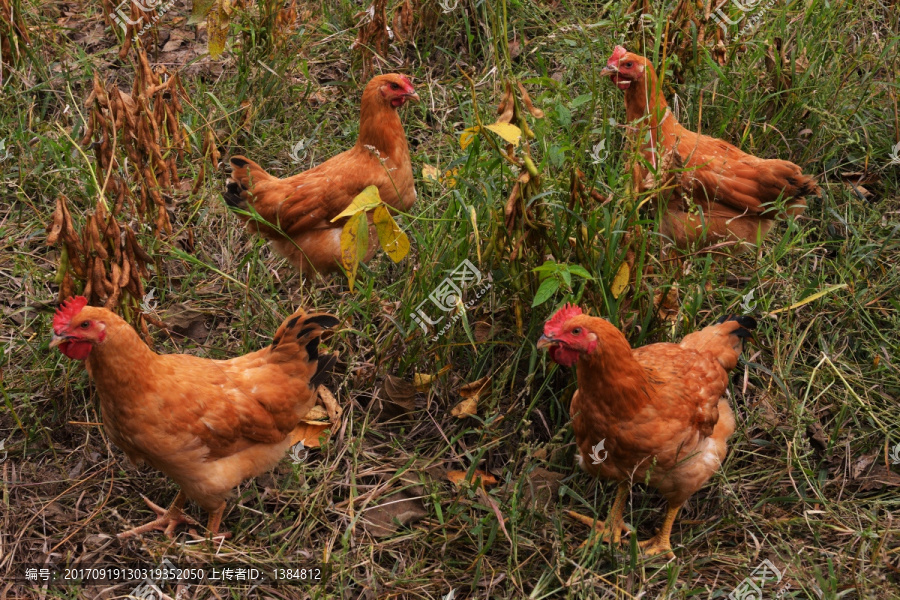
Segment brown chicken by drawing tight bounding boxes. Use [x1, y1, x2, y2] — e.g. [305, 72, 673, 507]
[50, 296, 339, 539]
[601, 46, 817, 250]
[224, 74, 419, 275]
[537, 305, 755, 557]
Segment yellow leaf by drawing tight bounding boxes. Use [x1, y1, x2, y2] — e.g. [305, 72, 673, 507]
[766, 284, 848, 317]
[460, 126, 481, 150]
[611, 261, 630, 299]
[484, 122, 522, 147]
[422, 164, 440, 181]
[413, 372, 435, 390]
[373, 205, 410, 263]
[469, 205, 481, 263]
[340, 212, 369, 291]
[206, 0, 233, 58]
[331, 186, 382, 222]
[451, 397, 477, 418]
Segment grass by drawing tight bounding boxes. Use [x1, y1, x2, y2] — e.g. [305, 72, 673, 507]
[1, 0, 899, 598]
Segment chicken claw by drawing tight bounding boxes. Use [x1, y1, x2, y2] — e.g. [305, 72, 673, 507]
[567, 482, 632, 548]
[118, 491, 198, 539]
[637, 503, 682, 559]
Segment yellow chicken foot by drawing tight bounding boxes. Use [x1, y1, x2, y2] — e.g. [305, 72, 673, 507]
[118, 491, 198, 539]
[187, 503, 232, 542]
[638, 503, 682, 558]
[567, 482, 631, 548]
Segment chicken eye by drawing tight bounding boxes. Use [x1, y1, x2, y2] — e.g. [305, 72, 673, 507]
[80, 321, 90, 329]
[390, 83, 400, 90]
[624, 62, 633, 68]
[572, 327, 582, 335]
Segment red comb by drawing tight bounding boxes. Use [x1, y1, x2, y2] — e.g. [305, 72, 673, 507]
[399, 74, 413, 89]
[53, 296, 88, 334]
[608, 45, 628, 67]
[544, 303, 583, 336]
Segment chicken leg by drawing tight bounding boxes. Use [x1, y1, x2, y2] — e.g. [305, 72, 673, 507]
[638, 502, 681, 558]
[567, 481, 631, 548]
[118, 491, 198, 539]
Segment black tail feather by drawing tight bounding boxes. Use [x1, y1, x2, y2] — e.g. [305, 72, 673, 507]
[716, 314, 757, 339]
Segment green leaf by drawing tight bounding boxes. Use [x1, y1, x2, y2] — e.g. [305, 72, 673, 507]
[373, 205, 410, 263]
[331, 186, 382, 222]
[559, 267, 572, 288]
[532, 260, 558, 274]
[532, 277, 560, 307]
[340, 212, 369, 291]
[568, 265, 594, 280]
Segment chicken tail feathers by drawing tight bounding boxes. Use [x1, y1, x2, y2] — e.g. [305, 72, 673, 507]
[269, 309, 340, 386]
[681, 315, 757, 371]
[223, 156, 273, 211]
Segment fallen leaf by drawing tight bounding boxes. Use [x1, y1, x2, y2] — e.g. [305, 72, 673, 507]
[414, 372, 435, 390]
[459, 375, 491, 399]
[422, 164, 440, 181]
[447, 469, 498, 488]
[290, 421, 331, 448]
[376, 374, 416, 419]
[451, 397, 477, 418]
[474, 321, 492, 342]
[766, 284, 848, 317]
[654, 287, 680, 323]
[317, 385, 342, 422]
[519, 467, 564, 510]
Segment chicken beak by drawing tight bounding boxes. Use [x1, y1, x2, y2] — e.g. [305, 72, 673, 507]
[404, 91, 421, 103]
[536, 334, 556, 350]
[600, 65, 617, 78]
[49, 332, 68, 349]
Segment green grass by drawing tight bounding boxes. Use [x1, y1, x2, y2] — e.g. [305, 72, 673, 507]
[1, 0, 899, 598]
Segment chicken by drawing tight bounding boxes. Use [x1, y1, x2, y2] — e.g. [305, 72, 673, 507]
[537, 305, 755, 557]
[50, 296, 340, 539]
[601, 46, 817, 250]
[223, 74, 419, 275]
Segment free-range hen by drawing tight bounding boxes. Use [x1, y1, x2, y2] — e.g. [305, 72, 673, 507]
[224, 74, 419, 275]
[601, 46, 818, 250]
[51, 296, 339, 539]
[538, 305, 754, 557]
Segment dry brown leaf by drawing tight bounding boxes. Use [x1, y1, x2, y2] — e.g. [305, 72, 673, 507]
[519, 467, 564, 510]
[290, 422, 331, 448]
[317, 385, 342, 422]
[446, 469, 498, 488]
[459, 375, 491, 399]
[375, 374, 416, 420]
[451, 397, 478, 419]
